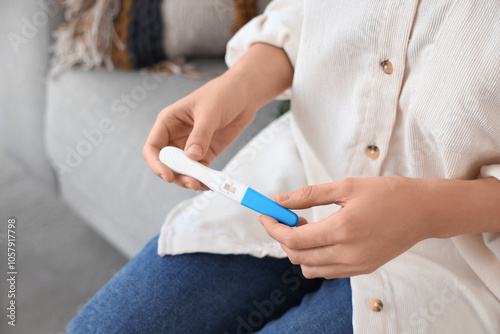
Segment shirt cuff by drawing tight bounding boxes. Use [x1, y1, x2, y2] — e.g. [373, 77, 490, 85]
[225, 0, 303, 99]
[479, 164, 500, 181]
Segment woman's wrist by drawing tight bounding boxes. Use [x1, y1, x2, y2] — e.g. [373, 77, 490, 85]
[417, 177, 500, 240]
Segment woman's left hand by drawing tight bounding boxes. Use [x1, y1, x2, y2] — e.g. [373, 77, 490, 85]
[259, 176, 433, 279]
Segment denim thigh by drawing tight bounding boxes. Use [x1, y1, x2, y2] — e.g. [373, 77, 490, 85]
[67, 235, 324, 334]
[258, 277, 353, 334]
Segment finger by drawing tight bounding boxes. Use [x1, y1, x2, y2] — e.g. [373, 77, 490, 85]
[300, 263, 367, 279]
[259, 214, 340, 250]
[184, 113, 219, 161]
[200, 184, 211, 191]
[181, 177, 211, 191]
[175, 175, 202, 191]
[296, 216, 308, 227]
[143, 145, 175, 182]
[281, 243, 341, 266]
[274, 182, 347, 210]
[143, 113, 178, 181]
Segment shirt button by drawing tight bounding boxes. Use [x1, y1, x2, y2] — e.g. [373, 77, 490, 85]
[365, 145, 380, 160]
[380, 59, 393, 74]
[368, 298, 383, 312]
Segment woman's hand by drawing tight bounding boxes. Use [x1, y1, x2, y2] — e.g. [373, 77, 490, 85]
[143, 43, 294, 190]
[261, 175, 500, 279]
[143, 72, 257, 190]
[259, 176, 433, 279]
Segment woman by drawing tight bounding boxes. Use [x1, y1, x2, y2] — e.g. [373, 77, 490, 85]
[68, 0, 500, 333]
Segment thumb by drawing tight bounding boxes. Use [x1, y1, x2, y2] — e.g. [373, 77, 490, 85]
[296, 216, 309, 227]
[275, 183, 346, 210]
[184, 115, 218, 161]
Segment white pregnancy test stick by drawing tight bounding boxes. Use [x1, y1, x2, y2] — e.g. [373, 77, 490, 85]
[159, 146, 299, 227]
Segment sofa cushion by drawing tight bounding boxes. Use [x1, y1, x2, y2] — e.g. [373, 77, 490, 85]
[45, 58, 278, 257]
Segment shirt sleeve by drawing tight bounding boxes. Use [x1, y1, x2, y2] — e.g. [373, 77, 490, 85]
[225, 0, 303, 99]
[479, 164, 500, 181]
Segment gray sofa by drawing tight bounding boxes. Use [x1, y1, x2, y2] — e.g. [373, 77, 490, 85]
[1, 1, 278, 258]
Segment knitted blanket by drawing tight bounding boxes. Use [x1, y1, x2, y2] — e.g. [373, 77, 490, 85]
[52, 0, 259, 75]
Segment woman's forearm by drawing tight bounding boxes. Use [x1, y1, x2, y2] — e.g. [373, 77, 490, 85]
[422, 177, 500, 238]
[226, 42, 294, 111]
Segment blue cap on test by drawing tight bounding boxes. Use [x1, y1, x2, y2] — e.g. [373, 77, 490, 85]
[241, 188, 299, 227]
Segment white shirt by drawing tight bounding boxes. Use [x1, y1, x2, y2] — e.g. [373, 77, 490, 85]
[158, 0, 500, 332]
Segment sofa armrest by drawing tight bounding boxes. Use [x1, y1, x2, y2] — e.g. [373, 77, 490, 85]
[0, 0, 63, 192]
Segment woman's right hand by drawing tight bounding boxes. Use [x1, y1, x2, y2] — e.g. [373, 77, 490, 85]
[143, 43, 295, 191]
[142, 71, 258, 191]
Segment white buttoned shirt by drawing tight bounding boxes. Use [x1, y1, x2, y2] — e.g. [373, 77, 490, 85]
[158, 0, 500, 332]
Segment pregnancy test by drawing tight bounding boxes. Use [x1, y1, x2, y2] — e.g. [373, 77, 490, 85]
[159, 146, 299, 227]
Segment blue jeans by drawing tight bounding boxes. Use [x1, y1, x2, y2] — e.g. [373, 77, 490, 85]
[68, 235, 352, 334]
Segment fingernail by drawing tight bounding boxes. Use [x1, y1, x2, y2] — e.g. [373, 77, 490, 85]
[184, 183, 193, 190]
[276, 193, 290, 202]
[186, 144, 203, 156]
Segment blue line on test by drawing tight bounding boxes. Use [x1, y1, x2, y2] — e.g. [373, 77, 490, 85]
[240, 188, 299, 227]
